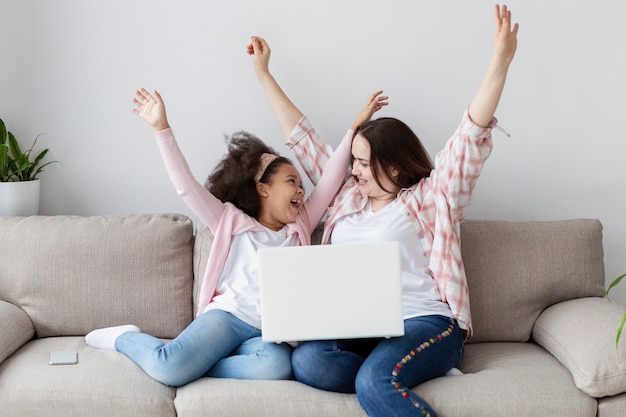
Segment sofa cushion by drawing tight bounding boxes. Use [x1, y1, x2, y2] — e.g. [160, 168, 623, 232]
[0, 214, 194, 338]
[414, 342, 598, 417]
[174, 342, 597, 417]
[175, 378, 367, 417]
[0, 300, 34, 363]
[0, 337, 176, 417]
[460, 219, 605, 343]
[598, 392, 626, 417]
[532, 297, 626, 398]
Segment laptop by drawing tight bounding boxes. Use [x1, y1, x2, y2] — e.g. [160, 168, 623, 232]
[258, 241, 404, 343]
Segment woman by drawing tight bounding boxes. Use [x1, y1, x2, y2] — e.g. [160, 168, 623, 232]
[249, 4, 519, 416]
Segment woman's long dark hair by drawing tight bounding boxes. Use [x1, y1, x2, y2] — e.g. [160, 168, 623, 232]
[206, 131, 291, 219]
[354, 118, 433, 193]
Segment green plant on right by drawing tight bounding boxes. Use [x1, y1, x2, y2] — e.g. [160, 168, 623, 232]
[1, 117, 58, 182]
[606, 273, 626, 350]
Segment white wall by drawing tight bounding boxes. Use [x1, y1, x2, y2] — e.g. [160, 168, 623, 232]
[2, 0, 625, 306]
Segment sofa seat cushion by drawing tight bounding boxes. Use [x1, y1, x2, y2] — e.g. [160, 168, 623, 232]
[0, 337, 176, 417]
[414, 342, 597, 417]
[598, 392, 626, 417]
[175, 378, 367, 417]
[174, 342, 596, 417]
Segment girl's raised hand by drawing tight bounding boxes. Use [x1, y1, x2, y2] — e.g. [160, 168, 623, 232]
[132, 88, 170, 131]
[352, 90, 389, 131]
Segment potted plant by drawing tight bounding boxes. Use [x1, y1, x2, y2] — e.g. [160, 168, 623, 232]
[0, 117, 58, 216]
[606, 273, 626, 349]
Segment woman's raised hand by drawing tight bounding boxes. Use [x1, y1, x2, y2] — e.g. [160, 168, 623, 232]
[493, 4, 519, 68]
[247, 36, 271, 77]
[468, 4, 520, 128]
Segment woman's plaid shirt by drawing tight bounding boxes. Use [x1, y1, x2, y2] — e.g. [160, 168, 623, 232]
[286, 108, 498, 338]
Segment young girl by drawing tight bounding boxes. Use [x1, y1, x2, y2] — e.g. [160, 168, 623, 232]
[250, 4, 519, 416]
[85, 85, 383, 386]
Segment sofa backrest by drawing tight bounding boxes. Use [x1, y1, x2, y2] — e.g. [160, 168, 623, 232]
[0, 214, 194, 339]
[460, 219, 606, 343]
[194, 219, 606, 343]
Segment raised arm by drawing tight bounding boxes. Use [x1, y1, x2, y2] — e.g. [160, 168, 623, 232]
[468, 4, 519, 127]
[249, 35, 388, 184]
[248, 36, 303, 140]
[131, 88, 225, 230]
[250, 36, 388, 135]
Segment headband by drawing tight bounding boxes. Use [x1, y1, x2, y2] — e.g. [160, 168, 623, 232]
[254, 153, 279, 183]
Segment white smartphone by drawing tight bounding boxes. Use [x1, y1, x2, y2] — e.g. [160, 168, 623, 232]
[49, 350, 78, 365]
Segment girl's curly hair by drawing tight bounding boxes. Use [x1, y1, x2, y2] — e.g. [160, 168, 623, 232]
[205, 131, 292, 219]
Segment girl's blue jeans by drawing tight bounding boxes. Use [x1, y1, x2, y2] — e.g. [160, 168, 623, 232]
[115, 309, 293, 387]
[291, 315, 464, 417]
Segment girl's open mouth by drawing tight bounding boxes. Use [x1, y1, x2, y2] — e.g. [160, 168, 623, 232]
[290, 198, 303, 208]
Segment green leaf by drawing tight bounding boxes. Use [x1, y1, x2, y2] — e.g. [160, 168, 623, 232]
[0, 119, 7, 144]
[616, 313, 626, 350]
[8, 131, 22, 157]
[31, 160, 59, 180]
[606, 273, 626, 296]
[1, 119, 16, 181]
[0, 144, 8, 180]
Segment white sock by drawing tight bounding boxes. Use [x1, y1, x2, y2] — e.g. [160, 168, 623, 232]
[445, 367, 463, 377]
[85, 324, 140, 350]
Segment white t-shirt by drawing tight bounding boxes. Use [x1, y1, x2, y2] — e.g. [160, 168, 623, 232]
[331, 199, 453, 320]
[205, 226, 298, 328]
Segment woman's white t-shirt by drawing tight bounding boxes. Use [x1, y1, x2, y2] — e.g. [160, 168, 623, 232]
[331, 199, 453, 320]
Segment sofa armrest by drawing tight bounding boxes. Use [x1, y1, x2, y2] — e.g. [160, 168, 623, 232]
[532, 297, 626, 398]
[0, 300, 35, 364]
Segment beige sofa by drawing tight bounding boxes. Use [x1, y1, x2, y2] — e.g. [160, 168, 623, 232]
[1, 213, 625, 417]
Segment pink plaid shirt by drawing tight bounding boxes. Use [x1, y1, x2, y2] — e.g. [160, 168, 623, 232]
[286, 108, 497, 337]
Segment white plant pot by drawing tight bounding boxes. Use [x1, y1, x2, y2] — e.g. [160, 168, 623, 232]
[0, 179, 41, 216]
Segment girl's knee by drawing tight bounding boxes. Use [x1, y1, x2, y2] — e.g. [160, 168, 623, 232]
[208, 340, 293, 380]
[145, 363, 197, 387]
[260, 343, 293, 380]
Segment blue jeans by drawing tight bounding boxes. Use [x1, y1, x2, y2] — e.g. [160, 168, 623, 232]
[291, 315, 463, 417]
[115, 309, 293, 386]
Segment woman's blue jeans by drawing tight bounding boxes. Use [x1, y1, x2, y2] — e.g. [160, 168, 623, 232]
[115, 309, 293, 387]
[291, 315, 463, 417]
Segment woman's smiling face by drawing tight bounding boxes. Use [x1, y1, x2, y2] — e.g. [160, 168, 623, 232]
[351, 133, 399, 208]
